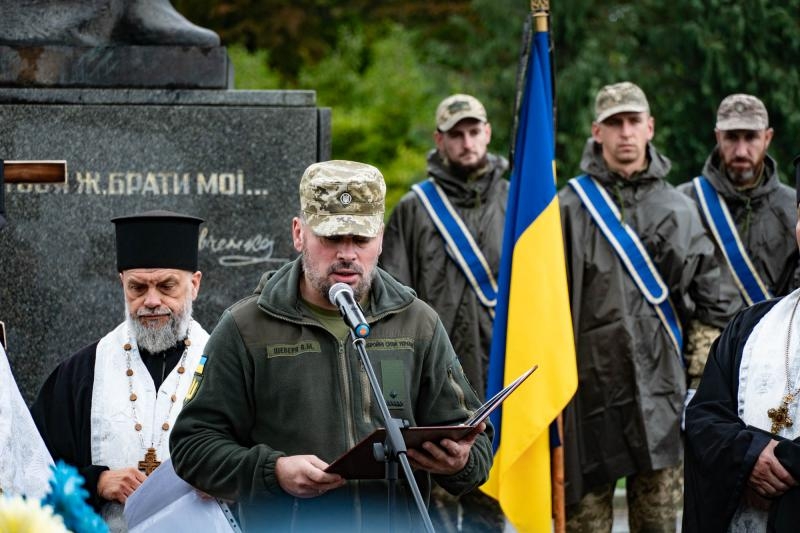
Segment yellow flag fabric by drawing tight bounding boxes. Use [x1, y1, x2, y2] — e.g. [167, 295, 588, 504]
[483, 16, 578, 533]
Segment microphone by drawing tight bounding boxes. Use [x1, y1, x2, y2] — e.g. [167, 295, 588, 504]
[328, 282, 371, 338]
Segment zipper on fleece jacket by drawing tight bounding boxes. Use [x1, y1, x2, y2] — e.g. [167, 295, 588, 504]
[256, 305, 360, 453]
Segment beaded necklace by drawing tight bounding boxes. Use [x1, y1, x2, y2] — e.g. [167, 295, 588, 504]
[124, 331, 190, 475]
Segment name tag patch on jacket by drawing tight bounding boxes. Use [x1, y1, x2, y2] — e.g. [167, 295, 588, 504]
[365, 338, 415, 351]
[265, 341, 322, 358]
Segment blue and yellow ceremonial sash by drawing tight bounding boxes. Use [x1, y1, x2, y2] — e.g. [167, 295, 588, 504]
[412, 178, 497, 316]
[692, 176, 771, 305]
[568, 175, 683, 356]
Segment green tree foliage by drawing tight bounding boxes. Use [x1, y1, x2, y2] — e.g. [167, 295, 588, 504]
[297, 25, 437, 208]
[174, 0, 525, 209]
[551, 0, 800, 184]
[175, 0, 800, 201]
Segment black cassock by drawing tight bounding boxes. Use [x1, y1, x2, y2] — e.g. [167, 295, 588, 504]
[684, 297, 800, 533]
[30, 339, 185, 510]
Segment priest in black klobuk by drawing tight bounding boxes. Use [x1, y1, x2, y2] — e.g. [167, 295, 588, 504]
[31, 210, 209, 532]
[684, 157, 800, 533]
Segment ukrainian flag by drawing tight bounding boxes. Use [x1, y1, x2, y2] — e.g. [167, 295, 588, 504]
[483, 11, 577, 533]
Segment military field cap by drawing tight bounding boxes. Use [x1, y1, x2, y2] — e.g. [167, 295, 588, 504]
[716, 94, 769, 131]
[594, 82, 650, 123]
[436, 94, 488, 132]
[111, 209, 204, 272]
[299, 160, 386, 238]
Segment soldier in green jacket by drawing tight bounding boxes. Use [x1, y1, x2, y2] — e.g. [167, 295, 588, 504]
[170, 159, 494, 532]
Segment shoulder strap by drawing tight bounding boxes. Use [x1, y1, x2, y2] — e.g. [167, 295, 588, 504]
[568, 175, 683, 355]
[412, 179, 497, 313]
[692, 176, 771, 305]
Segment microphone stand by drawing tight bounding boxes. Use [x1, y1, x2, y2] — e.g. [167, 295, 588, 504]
[350, 333, 436, 533]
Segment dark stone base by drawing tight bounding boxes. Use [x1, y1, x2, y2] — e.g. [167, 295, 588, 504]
[0, 88, 331, 402]
[0, 46, 230, 89]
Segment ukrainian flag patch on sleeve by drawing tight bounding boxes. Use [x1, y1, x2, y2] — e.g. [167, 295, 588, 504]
[184, 355, 207, 404]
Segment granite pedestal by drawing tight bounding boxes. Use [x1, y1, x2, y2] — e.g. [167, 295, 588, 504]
[0, 88, 331, 402]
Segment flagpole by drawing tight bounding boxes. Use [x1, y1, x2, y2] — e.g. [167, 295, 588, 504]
[531, 0, 549, 31]
[552, 415, 566, 533]
[529, 2, 566, 531]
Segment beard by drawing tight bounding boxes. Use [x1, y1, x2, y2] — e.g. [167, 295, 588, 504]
[125, 294, 193, 354]
[301, 248, 377, 303]
[728, 168, 756, 186]
[445, 152, 490, 178]
[726, 161, 759, 186]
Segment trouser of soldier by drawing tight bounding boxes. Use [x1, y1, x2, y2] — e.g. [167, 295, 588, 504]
[429, 484, 505, 532]
[565, 465, 682, 533]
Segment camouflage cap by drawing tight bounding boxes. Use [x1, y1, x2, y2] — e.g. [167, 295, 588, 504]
[716, 94, 769, 131]
[594, 82, 650, 123]
[299, 160, 386, 237]
[436, 94, 488, 132]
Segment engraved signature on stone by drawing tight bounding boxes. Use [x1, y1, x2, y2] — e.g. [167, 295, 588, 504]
[198, 227, 289, 267]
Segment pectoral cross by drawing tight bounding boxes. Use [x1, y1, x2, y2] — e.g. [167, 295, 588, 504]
[768, 394, 795, 434]
[138, 447, 161, 475]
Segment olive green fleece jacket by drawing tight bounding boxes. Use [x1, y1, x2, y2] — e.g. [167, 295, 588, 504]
[170, 257, 494, 532]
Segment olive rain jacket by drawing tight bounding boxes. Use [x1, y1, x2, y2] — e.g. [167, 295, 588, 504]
[170, 257, 494, 531]
[558, 140, 738, 505]
[677, 149, 799, 311]
[381, 150, 509, 399]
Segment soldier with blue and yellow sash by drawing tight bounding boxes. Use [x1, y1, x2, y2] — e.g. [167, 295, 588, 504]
[381, 94, 508, 532]
[678, 94, 799, 311]
[558, 81, 739, 533]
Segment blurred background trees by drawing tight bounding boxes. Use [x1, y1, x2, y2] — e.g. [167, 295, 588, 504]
[175, 0, 800, 210]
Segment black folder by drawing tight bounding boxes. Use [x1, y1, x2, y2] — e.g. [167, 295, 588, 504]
[325, 365, 537, 479]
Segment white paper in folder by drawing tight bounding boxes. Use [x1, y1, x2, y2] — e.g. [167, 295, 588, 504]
[123, 458, 240, 533]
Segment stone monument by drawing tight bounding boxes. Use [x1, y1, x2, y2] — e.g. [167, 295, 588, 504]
[0, 1, 331, 401]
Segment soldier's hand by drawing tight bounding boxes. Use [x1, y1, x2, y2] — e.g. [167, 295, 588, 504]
[275, 455, 345, 498]
[97, 467, 147, 503]
[407, 422, 486, 475]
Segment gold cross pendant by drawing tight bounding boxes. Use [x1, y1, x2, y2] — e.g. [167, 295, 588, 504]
[768, 402, 794, 434]
[137, 447, 162, 475]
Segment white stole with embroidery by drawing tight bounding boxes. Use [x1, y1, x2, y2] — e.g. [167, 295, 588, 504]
[730, 289, 800, 532]
[90, 319, 208, 469]
[0, 343, 53, 498]
[91, 320, 208, 531]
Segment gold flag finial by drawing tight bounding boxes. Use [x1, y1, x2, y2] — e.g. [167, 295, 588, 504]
[531, 0, 550, 32]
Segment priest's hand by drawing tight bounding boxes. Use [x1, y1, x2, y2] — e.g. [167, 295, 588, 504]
[741, 486, 772, 511]
[748, 439, 798, 499]
[275, 455, 345, 498]
[407, 422, 486, 475]
[97, 467, 147, 503]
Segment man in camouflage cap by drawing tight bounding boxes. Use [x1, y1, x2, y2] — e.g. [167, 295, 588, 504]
[679, 93, 798, 316]
[171, 159, 494, 531]
[682, 156, 800, 532]
[382, 93, 509, 531]
[558, 82, 737, 532]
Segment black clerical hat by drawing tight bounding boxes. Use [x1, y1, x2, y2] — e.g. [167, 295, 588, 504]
[0, 159, 6, 230]
[111, 210, 203, 272]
